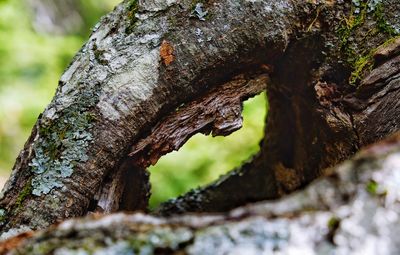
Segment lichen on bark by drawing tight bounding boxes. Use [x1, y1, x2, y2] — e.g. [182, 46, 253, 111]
[29, 109, 96, 196]
[4, 133, 400, 254]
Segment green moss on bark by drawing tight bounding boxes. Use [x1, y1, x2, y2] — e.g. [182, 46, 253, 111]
[15, 180, 33, 208]
[0, 208, 6, 223]
[337, 1, 399, 85]
[125, 0, 139, 34]
[373, 4, 399, 36]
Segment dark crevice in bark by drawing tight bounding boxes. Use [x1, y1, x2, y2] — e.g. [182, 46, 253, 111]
[90, 157, 150, 214]
[154, 35, 342, 215]
[348, 111, 362, 151]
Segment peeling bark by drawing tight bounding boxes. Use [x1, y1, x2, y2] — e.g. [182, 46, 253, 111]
[129, 74, 268, 168]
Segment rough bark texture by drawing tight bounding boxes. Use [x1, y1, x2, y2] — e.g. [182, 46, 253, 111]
[3, 132, 400, 254]
[0, 0, 399, 246]
[129, 74, 268, 168]
[157, 1, 400, 215]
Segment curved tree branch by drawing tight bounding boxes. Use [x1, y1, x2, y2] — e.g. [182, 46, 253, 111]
[0, 0, 294, 234]
[0, 0, 399, 241]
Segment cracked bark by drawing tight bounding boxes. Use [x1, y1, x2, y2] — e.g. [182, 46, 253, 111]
[0, 0, 399, 249]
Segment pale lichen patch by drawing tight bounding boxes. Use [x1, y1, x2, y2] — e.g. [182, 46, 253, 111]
[0, 225, 32, 241]
[29, 62, 100, 196]
[139, 0, 179, 12]
[29, 110, 95, 196]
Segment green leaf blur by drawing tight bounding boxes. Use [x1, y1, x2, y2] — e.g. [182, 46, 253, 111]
[149, 94, 267, 208]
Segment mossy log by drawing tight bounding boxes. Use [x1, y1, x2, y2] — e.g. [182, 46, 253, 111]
[0, 1, 399, 253]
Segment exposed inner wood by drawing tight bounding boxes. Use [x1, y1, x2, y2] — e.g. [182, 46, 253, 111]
[129, 74, 269, 169]
[156, 38, 400, 216]
[91, 74, 268, 213]
[73, 33, 400, 218]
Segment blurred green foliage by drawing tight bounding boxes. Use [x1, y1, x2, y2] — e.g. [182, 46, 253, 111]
[149, 94, 267, 207]
[0, 0, 267, 207]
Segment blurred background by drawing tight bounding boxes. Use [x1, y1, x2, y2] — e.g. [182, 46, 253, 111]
[0, 0, 267, 208]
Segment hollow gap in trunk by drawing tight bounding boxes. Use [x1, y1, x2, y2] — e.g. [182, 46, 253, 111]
[91, 74, 269, 214]
[148, 92, 267, 209]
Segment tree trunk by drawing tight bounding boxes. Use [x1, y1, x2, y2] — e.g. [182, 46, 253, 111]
[0, 0, 399, 249]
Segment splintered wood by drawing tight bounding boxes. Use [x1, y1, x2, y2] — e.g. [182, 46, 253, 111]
[129, 74, 269, 168]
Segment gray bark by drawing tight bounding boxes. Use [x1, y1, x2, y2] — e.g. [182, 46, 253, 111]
[0, 0, 399, 251]
[3, 132, 400, 254]
[0, 0, 295, 234]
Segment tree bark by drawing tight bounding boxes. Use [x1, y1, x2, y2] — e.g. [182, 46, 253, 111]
[0, 0, 399, 245]
[3, 131, 400, 254]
